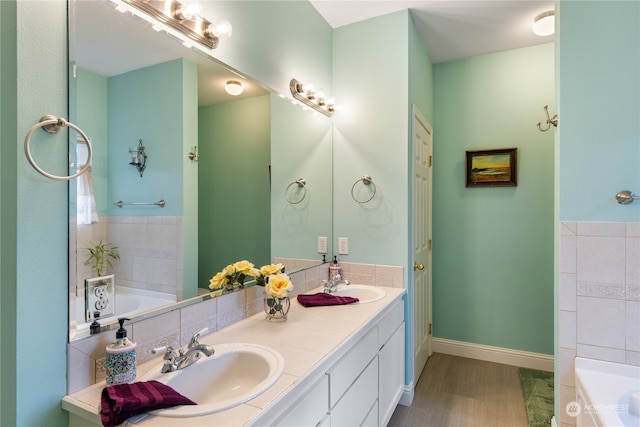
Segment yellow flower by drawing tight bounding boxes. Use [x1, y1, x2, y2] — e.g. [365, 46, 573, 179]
[265, 273, 293, 298]
[260, 263, 284, 276]
[232, 260, 258, 277]
[209, 271, 227, 290]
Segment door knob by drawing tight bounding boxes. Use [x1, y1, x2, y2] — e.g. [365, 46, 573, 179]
[414, 262, 424, 271]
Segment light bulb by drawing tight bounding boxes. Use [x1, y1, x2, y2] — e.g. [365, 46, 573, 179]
[211, 18, 233, 39]
[174, 4, 192, 21]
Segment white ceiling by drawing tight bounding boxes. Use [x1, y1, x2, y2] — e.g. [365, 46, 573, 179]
[309, 0, 555, 63]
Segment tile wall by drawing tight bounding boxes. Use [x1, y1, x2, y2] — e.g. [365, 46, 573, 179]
[558, 221, 639, 427]
[67, 261, 404, 394]
[74, 216, 183, 299]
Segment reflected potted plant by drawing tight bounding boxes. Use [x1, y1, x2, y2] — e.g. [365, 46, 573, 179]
[84, 241, 120, 277]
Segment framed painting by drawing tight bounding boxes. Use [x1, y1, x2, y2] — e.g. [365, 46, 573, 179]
[465, 148, 518, 187]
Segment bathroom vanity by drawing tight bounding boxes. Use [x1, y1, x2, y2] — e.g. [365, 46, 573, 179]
[63, 286, 406, 426]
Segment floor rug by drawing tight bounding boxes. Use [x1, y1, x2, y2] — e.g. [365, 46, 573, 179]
[519, 367, 554, 427]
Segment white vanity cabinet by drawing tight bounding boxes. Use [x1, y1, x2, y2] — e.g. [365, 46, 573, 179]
[63, 288, 406, 427]
[264, 297, 405, 427]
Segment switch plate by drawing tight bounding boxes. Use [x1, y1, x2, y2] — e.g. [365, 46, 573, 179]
[338, 237, 349, 255]
[317, 236, 328, 254]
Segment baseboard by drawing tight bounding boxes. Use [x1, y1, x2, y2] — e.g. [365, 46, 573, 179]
[432, 338, 554, 372]
[398, 382, 414, 406]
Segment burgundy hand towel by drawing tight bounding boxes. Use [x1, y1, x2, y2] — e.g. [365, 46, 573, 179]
[100, 380, 196, 427]
[297, 292, 359, 307]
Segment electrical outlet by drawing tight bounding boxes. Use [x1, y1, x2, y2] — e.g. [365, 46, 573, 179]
[338, 237, 349, 255]
[317, 236, 328, 254]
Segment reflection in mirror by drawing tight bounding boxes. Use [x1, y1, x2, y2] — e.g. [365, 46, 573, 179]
[68, 0, 332, 342]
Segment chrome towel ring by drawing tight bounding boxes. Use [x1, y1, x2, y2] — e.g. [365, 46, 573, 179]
[285, 178, 307, 204]
[24, 115, 93, 181]
[351, 175, 376, 204]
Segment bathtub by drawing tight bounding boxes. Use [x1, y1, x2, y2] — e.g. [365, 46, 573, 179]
[575, 357, 640, 426]
[70, 286, 176, 340]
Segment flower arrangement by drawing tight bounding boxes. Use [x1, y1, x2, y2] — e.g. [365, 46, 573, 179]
[209, 260, 259, 291]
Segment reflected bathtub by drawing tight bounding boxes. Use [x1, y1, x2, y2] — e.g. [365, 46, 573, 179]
[70, 286, 176, 340]
[575, 357, 640, 426]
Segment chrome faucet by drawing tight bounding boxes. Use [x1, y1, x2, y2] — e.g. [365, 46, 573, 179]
[152, 328, 215, 373]
[322, 274, 351, 293]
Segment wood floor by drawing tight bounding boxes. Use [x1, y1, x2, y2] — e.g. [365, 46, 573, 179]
[387, 353, 530, 427]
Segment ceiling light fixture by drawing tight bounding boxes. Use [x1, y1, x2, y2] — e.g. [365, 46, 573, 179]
[290, 78, 336, 117]
[225, 80, 243, 96]
[532, 10, 555, 36]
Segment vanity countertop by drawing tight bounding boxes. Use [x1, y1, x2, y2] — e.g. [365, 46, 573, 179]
[62, 285, 406, 426]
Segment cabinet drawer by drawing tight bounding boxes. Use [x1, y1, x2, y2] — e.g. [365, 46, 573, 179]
[378, 299, 403, 347]
[275, 375, 329, 427]
[327, 326, 378, 407]
[330, 356, 379, 427]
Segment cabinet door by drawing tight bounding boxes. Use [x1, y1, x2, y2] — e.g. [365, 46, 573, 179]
[379, 323, 405, 426]
[330, 356, 379, 427]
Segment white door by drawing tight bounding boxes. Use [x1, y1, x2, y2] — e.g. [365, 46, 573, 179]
[412, 105, 433, 379]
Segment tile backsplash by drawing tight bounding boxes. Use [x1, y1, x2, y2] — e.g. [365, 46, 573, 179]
[558, 221, 639, 426]
[67, 261, 404, 394]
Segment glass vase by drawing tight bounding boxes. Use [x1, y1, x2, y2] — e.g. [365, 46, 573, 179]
[263, 294, 290, 321]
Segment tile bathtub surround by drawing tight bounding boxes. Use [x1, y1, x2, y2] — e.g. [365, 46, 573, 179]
[74, 216, 184, 299]
[67, 261, 403, 393]
[558, 221, 639, 426]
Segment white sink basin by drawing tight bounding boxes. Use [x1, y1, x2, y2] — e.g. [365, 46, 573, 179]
[332, 284, 386, 304]
[142, 343, 284, 417]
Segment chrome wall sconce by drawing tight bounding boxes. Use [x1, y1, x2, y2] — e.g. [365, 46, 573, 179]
[129, 139, 147, 177]
[115, 0, 232, 50]
[290, 78, 336, 117]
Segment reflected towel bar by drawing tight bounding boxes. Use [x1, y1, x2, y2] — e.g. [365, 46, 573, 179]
[114, 200, 165, 208]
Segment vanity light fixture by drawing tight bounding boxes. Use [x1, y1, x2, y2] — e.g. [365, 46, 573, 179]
[532, 10, 555, 36]
[116, 0, 232, 50]
[225, 80, 243, 96]
[290, 78, 336, 117]
[129, 139, 147, 177]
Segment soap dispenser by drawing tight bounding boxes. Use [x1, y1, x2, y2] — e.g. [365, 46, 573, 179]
[105, 318, 136, 385]
[329, 256, 342, 281]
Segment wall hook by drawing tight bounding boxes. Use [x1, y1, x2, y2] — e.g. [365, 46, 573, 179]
[188, 146, 199, 162]
[537, 105, 558, 132]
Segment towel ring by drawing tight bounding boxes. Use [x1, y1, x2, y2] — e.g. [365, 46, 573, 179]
[285, 178, 307, 204]
[24, 115, 93, 181]
[351, 175, 376, 204]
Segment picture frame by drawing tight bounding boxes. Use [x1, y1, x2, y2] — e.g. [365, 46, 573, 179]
[465, 147, 518, 187]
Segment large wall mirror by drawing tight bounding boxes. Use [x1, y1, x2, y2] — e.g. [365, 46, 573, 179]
[68, 0, 333, 342]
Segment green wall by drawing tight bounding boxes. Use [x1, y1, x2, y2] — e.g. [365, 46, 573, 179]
[198, 96, 271, 286]
[107, 58, 195, 218]
[433, 44, 555, 354]
[558, 0, 639, 222]
[270, 94, 333, 262]
[1, 1, 69, 425]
